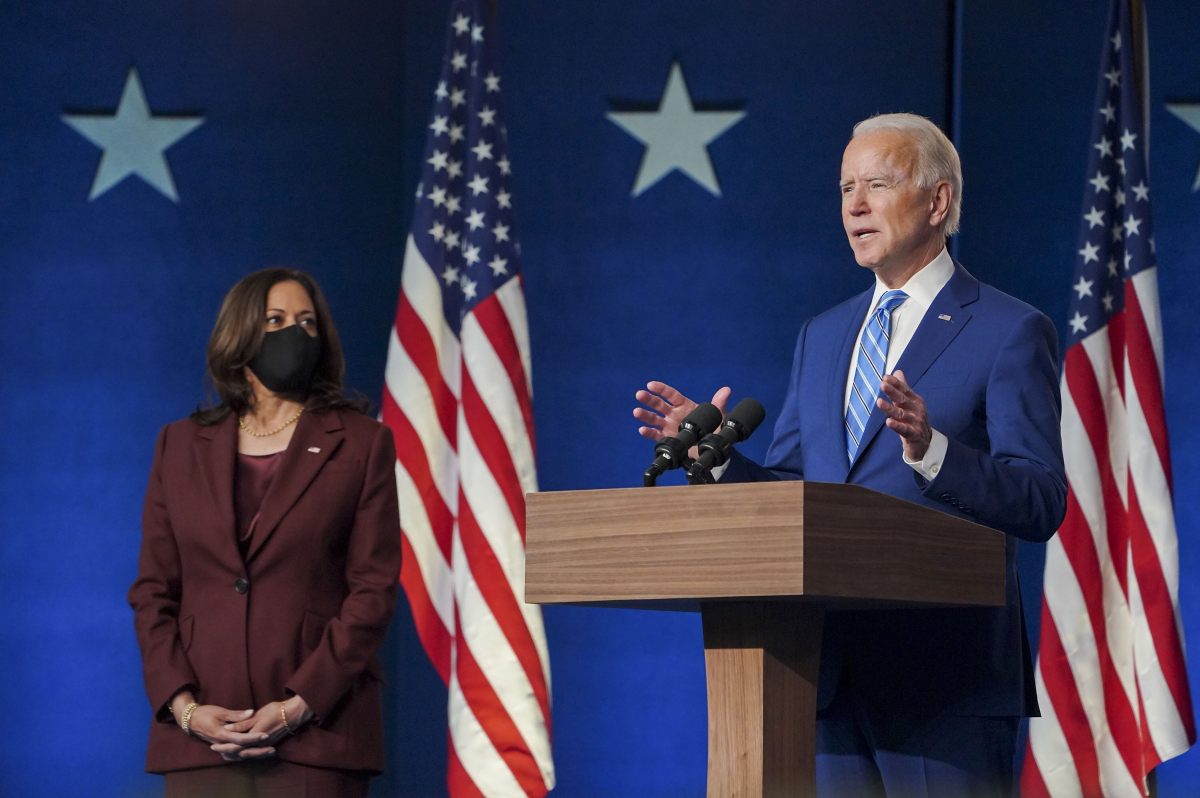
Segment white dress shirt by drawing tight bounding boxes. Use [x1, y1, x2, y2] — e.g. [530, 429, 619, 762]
[843, 247, 953, 479]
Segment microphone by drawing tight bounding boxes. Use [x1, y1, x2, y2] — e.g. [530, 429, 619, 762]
[691, 398, 767, 475]
[643, 402, 723, 487]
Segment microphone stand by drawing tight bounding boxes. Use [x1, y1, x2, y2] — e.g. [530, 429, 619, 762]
[645, 455, 702, 487]
[685, 460, 716, 485]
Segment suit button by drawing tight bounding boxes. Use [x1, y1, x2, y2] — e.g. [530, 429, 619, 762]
[234, 577, 249, 594]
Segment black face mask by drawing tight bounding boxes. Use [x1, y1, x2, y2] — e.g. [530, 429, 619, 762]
[249, 325, 321, 394]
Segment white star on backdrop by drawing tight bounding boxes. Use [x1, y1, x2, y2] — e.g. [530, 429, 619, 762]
[607, 61, 745, 197]
[1166, 103, 1200, 190]
[62, 68, 203, 202]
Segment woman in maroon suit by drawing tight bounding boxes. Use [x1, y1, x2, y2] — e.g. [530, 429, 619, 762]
[128, 268, 401, 796]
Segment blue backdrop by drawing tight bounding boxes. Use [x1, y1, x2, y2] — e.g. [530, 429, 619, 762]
[1, 1, 1198, 795]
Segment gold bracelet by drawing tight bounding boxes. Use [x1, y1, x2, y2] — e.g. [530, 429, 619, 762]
[280, 701, 292, 734]
[180, 702, 199, 736]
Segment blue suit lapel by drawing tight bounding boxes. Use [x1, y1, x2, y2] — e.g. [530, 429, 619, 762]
[892, 262, 977, 387]
[848, 262, 979, 472]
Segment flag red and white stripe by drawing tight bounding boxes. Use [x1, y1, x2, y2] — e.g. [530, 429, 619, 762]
[1022, 2, 1194, 795]
[382, 1, 553, 794]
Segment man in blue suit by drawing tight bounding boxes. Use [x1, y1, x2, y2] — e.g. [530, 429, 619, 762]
[634, 113, 1066, 797]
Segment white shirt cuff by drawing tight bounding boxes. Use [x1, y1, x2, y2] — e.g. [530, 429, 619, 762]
[904, 428, 947, 482]
[710, 460, 731, 482]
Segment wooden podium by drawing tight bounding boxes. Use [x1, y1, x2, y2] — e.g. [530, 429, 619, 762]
[525, 481, 1006, 798]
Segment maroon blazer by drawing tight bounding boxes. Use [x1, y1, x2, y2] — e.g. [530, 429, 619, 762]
[128, 408, 401, 774]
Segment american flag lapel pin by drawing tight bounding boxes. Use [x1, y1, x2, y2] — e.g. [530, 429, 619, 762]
[308, 446, 321, 454]
[938, 313, 952, 321]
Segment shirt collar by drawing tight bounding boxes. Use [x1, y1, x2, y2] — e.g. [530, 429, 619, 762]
[870, 246, 954, 309]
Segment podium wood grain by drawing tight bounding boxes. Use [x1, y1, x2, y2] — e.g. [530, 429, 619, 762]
[526, 481, 1004, 606]
[525, 481, 1007, 797]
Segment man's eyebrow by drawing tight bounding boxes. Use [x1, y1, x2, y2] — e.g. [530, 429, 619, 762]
[840, 172, 895, 184]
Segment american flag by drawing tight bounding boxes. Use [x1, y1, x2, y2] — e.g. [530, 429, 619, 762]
[1021, 2, 1195, 795]
[381, 1, 554, 794]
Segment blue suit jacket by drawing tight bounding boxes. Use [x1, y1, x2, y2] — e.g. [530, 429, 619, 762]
[722, 262, 1067, 717]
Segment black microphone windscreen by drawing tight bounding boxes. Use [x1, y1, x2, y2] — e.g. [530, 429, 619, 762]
[727, 398, 766, 438]
[682, 402, 723, 438]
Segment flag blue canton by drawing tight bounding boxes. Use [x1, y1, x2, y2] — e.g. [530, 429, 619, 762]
[413, 0, 521, 333]
[1069, 9, 1156, 340]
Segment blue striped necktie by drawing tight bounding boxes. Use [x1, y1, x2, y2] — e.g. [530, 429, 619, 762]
[845, 289, 909, 462]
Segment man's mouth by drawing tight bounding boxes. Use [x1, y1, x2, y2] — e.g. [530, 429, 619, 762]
[853, 229, 877, 240]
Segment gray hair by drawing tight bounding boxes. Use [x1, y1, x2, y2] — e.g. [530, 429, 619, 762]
[852, 113, 962, 237]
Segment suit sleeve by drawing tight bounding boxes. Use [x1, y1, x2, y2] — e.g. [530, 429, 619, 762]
[920, 310, 1068, 541]
[285, 422, 402, 721]
[127, 424, 198, 722]
[720, 321, 809, 483]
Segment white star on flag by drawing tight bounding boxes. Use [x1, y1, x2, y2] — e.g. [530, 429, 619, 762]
[471, 140, 493, 160]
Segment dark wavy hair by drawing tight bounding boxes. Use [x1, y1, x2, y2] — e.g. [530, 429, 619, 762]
[191, 268, 368, 425]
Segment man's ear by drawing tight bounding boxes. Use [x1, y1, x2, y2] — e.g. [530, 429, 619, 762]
[929, 181, 952, 226]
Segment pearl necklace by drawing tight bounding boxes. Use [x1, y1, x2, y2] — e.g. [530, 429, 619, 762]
[239, 407, 304, 438]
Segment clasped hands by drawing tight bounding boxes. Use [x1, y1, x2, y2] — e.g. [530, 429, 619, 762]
[171, 691, 314, 761]
[633, 371, 931, 461]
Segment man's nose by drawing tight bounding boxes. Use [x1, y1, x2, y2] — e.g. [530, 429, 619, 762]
[846, 189, 869, 215]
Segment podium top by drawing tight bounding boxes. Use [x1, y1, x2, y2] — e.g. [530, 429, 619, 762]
[525, 481, 1005, 609]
